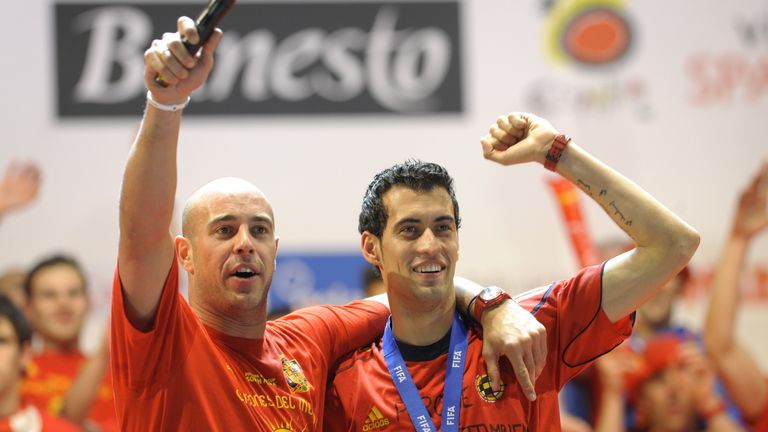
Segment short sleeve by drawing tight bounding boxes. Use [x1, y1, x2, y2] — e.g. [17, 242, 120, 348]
[110, 258, 201, 392]
[268, 300, 389, 368]
[515, 264, 634, 389]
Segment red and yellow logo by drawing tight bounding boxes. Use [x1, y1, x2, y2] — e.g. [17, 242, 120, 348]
[543, 0, 633, 67]
[281, 357, 311, 393]
[475, 374, 505, 403]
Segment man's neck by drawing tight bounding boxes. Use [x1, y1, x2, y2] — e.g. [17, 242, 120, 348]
[395, 327, 452, 362]
[192, 302, 268, 339]
[0, 383, 20, 418]
[390, 297, 455, 346]
[42, 338, 80, 353]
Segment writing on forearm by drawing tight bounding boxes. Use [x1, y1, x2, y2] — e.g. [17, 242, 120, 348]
[609, 200, 633, 226]
[576, 179, 593, 197]
[577, 179, 634, 227]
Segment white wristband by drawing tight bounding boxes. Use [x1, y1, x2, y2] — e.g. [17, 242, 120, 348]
[146, 91, 190, 112]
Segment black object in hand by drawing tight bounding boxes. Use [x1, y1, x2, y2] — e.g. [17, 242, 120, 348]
[183, 0, 236, 54]
[154, 0, 236, 87]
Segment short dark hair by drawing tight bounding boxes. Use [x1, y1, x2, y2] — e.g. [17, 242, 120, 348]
[0, 294, 31, 347]
[24, 254, 87, 298]
[358, 160, 461, 237]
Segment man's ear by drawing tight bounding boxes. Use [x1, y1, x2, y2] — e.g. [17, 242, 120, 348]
[361, 232, 381, 267]
[274, 236, 280, 270]
[175, 236, 194, 275]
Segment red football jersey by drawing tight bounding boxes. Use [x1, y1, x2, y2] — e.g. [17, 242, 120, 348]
[110, 256, 389, 431]
[21, 350, 117, 431]
[326, 264, 634, 431]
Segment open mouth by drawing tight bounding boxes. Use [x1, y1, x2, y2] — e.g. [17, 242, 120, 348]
[230, 265, 259, 279]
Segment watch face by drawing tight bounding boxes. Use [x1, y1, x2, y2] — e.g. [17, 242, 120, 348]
[480, 286, 502, 301]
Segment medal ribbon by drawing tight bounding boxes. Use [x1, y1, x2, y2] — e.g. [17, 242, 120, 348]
[382, 311, 468, 432]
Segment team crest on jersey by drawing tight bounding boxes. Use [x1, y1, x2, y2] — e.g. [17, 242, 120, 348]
[281, 357, 310, 393]
[475, 374, 505, 402]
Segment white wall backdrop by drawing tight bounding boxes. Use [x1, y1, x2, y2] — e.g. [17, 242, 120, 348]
[2, 0, 768, 363]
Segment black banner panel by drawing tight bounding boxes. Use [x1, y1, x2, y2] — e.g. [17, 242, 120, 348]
[55, 2, 463, 116]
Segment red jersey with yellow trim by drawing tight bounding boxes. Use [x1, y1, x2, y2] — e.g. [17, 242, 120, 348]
[21, 351, 117, 432]
[325, 264, 634, 432]
[0, 405, 79, 432]
[110, 256, 389, 432]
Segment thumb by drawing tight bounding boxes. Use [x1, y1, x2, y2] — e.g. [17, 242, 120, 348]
[200, 28, 224, 66]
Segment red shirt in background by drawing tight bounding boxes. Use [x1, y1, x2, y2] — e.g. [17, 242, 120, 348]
[22, 351, 117, 431]
[0, 405, 79, 432]
[747, 379, 768, 432]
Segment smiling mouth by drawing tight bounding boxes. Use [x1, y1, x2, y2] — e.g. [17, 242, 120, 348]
[413, 264, 443, 274]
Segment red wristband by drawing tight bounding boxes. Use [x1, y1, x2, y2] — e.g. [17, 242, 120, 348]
[544, 134, 571, 171]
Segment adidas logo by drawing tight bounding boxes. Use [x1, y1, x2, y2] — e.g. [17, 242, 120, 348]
[362, 406, 390, 431]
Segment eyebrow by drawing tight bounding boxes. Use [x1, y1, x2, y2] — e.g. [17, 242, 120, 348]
[393, 215, 455, 227]
[209, 214, 274, 228]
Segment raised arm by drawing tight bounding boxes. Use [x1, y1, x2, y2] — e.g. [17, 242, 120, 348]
[118, 17, 222, 329]
[703, 162, 768, 420]
[481, 113, 699, 322]
[0, 160, 41, 222]
[679, 343, 746, 432]
[60, 327, 110, 426]
[593, 349, 631, 432]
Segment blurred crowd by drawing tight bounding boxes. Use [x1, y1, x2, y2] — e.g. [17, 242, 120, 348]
[1, 157, 766, 431]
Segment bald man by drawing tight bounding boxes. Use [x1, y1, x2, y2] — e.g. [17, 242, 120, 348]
[110, 16, 547, 431]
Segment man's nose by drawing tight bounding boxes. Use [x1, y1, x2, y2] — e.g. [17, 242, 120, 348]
[416, 229, 440, 255]
[233, 226, 255, 255]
